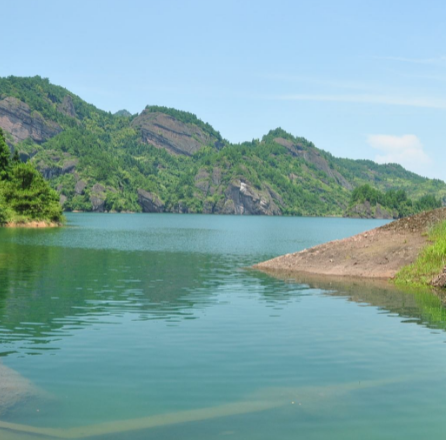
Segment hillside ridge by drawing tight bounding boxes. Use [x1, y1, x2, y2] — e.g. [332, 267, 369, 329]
[0, 75, 445, 216]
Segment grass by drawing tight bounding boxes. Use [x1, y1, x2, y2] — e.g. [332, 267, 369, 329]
[394, 220, 446, 287]
[0, 206, 65, 226]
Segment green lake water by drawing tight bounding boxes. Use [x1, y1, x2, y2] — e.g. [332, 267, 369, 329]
[1, 213, 446, 439]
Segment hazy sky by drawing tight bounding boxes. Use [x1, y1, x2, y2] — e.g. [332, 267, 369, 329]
[1, 0, 445, 180]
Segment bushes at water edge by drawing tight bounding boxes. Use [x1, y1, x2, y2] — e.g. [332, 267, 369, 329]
[0, 128, 64, 225]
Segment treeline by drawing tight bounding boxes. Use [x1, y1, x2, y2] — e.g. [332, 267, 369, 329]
[0, 128, 63, 225]
[349, 184, 442, 218]
[2, 76, 446, 216]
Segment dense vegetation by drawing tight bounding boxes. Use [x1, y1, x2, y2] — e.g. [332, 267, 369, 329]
[347, 184, 442, 218]
[1, 75, 446, 217]
[0, 128, 63, 225]
[395, 220, 446, 287]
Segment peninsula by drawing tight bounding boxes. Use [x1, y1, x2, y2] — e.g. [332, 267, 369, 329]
[254, 208, 446, 284]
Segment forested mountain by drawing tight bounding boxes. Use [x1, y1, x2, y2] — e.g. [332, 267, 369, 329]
[0, 75, 445, 217]
[345, 184, 442, 219]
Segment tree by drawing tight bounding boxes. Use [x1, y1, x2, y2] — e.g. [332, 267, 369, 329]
[12, 149, 20, 164]
[2, 162, 63, 222]
[0, 128, 11, 180]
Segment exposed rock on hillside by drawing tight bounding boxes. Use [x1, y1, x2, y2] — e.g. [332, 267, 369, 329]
[57, 95, 77, 118]
[131, 111, 219, 156]
[274, 137, 352, 190]
[221, 180, 282, 215]
[0, 97, 62, 144]
[194, 169, 211, 196]
[1, 77, 445, 216]
[35, 153, 78, 179]
[75, 180, 87, 195]
[137, 189, 165, 212]
[90, 183, 106, 212]
[345, 201, 396, 219]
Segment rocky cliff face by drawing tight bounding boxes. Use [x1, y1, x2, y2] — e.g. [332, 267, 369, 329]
[57, 95, 77, 119]
[191, 167, 283, 215]
[0, 97, 62, 144]
[274, 137, 353, 190]
[1, 77, 440, 216]
[34, 151, 78, 179]
[138, 178, 281, 215]
[220, 180, 282, 215]
[131, 111, 220, 156]
[137, 189, 165, 213]
[90, 184, 106, 212]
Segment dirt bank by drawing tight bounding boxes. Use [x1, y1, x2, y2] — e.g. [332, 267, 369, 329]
[4, 221, 61, 228]
[254, 208, 446, 280]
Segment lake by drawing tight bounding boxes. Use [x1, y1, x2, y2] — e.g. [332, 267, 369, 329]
[1, 213, 446, 439]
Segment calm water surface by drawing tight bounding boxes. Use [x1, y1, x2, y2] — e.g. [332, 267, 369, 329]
[1, 213, 446, 439]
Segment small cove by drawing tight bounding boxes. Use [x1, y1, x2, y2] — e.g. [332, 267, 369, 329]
[1, 213, 446, 439]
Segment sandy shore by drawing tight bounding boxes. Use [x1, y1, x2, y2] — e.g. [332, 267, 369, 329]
[4, 221, 61, 228]
[254, 208, 446, 280]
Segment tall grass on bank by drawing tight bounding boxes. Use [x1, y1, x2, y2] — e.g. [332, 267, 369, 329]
[395, 220, 446, 287]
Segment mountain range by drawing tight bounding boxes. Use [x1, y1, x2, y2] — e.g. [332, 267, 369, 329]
[0, 75, 445, 217]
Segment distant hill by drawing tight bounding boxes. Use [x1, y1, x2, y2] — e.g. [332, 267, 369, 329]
[114, 109, 132, 117]
[0, 75, 445, 216]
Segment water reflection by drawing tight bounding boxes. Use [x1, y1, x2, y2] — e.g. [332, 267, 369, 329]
[3, 226, 446, 358]
[2, 216, 446, 440]
[254, 268, 446, 332]
[0, 240, 223, 356]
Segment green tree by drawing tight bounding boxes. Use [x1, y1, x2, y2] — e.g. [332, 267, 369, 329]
[12, 149, 20, 164]
[2, 162, 63, 222]
[0, 128, 11, 180]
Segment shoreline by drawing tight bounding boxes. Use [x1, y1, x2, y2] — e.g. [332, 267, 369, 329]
[3, 221, 62, 228]
[254, 208, 446, 282]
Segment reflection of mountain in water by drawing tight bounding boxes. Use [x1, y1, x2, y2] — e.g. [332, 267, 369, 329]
[255, 269, 446, 332]
[0, 226, 310, 358]
[3, 221, 446, 359]
[0, 234, 225, 356]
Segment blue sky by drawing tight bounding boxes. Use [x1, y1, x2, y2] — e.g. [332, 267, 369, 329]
[1, 0, 445, 179]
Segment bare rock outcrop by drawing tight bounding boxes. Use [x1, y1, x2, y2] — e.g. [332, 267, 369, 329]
[90, 183, 106, 212]
[62, 159, 78, 174]
[345, 201, 396, 219]
[194, 169, 211, 196]
[75, 180, 87, 195]
[137, 189, 164, 213]
[57, 95, 77, 118]
[35, 156, 78, 180]
[221, 180, 282, 215]
[131, 111, 220, 156]
[432, 267, 446, 288]
[0, 97, 62, 144]
[274, 137, 353, 190]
